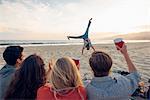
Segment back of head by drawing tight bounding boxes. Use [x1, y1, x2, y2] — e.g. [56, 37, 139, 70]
[3, 46, 24, 66]
[50, 57, 83, 90]
[89, 51, 112, 77]
[5, 54, 46, 99]
[20, 54, 46, 85]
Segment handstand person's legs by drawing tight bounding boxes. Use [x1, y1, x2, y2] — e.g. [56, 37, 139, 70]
[67, 18, 92, 40]
[82, 18, 92, 39]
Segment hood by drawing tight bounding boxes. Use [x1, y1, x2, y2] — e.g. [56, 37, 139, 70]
[0, 64, 16, 78]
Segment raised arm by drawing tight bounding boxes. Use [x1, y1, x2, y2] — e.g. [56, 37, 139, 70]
[117, 44, 137, 72]
[117, 44, 141, 94]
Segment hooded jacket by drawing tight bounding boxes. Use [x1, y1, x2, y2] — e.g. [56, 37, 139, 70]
[0, 64, 16, 99]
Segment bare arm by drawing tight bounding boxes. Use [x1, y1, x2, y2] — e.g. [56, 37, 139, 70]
[46, 59, 53, 82]
[117, 44, 137, 73]
[82, 47, 85, 55]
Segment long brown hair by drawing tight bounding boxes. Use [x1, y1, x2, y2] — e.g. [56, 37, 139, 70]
[5, 54, 46, 99]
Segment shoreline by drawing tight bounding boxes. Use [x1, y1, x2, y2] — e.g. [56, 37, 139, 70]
[0, 40, 150, 48]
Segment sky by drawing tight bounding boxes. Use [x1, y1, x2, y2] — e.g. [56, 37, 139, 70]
[0, 0, 150, 40]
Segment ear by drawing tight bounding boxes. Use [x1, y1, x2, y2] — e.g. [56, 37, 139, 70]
[15, 58, 22, 69]
[16, 58, 22, 64]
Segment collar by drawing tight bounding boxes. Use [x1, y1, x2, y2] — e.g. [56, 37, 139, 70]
[4, 64, 16, 69]
[92, 75, 114, 83]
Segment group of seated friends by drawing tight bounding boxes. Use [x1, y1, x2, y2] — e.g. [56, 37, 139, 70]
[0, 44, 141, 100]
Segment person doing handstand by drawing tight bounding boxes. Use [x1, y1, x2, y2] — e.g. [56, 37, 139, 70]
[67, 18, 95, 54]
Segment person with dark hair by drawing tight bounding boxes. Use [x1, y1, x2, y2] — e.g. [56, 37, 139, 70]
[4, 54, 46, 99]
[67, 18, 95, 54]
[0, 46, 24, 99]
[86, 44, 141, 100]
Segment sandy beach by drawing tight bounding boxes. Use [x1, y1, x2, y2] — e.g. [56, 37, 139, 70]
[0, 42, 150, 85]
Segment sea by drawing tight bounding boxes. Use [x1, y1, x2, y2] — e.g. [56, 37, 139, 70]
[0, 40, 150, 48]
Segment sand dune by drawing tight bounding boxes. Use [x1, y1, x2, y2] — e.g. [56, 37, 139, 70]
[108, 31, 150, 40]
[93, 31, 150, 40]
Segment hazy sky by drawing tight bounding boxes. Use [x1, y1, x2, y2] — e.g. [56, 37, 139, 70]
[0, 0, 150, 40]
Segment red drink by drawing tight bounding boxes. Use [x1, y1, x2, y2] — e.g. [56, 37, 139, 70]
[114, 38, 124, 50]
[72, 58, 80, 70]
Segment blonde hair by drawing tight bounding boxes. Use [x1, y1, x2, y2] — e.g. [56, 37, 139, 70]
[50, 57, 83, 90]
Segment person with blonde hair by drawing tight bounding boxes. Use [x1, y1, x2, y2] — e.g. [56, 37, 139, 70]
[37, 57, 87, 100]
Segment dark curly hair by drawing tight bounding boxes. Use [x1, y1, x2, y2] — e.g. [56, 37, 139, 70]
[5, 54, 46, 99]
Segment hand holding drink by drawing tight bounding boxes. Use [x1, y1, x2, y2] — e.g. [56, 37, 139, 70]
[114, 38, 136, 72]
[72, 58, 80, 70]
[114, 38, 124, 50]
[117, 44, 128, 55]
[114, 38, 127, 55]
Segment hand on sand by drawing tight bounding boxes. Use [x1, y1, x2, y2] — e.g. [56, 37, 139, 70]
[67, 36, 70, 40]
[116, 44, 128, 55]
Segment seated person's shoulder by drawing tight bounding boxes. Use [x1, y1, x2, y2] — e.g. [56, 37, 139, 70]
[112, 71, 141, 88]
[110, 71, 140, 87]
[112, 71, 140, 80]
[126, 71, 140, 78]
[78, 86, 86, 91]
[38, 83, 51, 93]
[78, 86, 87, 98]
[0, 66, 15, 78]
